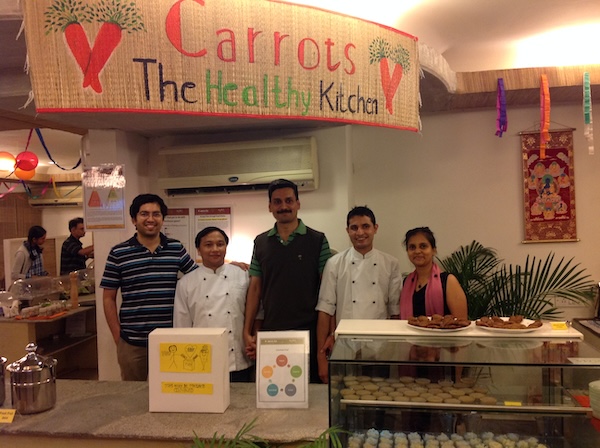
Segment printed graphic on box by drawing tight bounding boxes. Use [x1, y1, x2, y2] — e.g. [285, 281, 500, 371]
[257, 333, 308, 405]
[159, 342, 212, 373]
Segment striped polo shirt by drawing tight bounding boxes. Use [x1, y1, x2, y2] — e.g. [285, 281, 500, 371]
[100, 233, 197, 346]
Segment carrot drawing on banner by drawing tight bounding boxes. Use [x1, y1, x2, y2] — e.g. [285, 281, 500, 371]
[369, 37, 411, 115]
[44, 0, 145, 94]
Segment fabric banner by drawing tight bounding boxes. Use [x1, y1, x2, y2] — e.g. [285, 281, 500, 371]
[521, 129, 577, 242]
[21, 0, 420, 131]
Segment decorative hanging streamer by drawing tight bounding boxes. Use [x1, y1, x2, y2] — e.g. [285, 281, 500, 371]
[34, 128, 82, 170]
[495, 78, 507, 137]
[583, 72, 594, 155]
[539, 74, 551, 159]
[0, 181, 19, 199]
[51, 177, 80, 198]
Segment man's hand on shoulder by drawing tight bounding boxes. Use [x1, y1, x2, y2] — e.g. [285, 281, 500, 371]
[229, 261, 250, 271]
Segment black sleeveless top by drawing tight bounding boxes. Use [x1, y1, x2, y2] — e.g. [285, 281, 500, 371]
[411, 271, 450, 316]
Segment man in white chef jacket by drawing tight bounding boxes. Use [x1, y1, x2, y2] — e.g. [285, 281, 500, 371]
[174, 227, 253, 382]
[315, 206, 402, 383]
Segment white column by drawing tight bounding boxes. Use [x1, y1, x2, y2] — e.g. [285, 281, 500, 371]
[82, 129, 149, 380]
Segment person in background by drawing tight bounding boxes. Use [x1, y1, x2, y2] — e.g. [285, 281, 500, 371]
[101, 193, 198, 381]
[243, 178, 332, 383]
[11, 225, 48, 281]
[315, 206, 402, 383]
[60, 217, 94, 275]
[400, 226, 467, 319]
[174, 227, 252, 382]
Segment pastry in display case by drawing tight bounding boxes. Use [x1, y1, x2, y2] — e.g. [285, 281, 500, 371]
[328, 319, 600, 448]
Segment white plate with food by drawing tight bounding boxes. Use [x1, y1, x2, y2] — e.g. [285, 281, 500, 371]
[407, 321, 474, 333]
[475, 317, 543, 333]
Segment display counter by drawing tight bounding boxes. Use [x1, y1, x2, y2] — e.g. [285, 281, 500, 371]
[0, 380, 329, 448]
[329, 319, 600, 448]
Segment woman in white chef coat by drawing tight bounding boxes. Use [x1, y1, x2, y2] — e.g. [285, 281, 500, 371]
[174, 227, 252, 382]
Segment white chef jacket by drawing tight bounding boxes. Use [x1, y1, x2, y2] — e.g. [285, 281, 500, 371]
[316, 247, 401, 325]
[174, 263, 251, 372]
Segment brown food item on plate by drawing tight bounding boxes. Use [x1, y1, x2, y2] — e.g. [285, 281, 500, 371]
[407, 314, 471, 329]
[476, 315, 543, 329]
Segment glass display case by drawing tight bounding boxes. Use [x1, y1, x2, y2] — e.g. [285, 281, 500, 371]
[329, 320, 600, 448]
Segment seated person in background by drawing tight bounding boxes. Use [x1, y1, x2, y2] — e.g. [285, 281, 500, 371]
[400, 227, 467, 319]
[11, 225, 48, 281]
[174, 227, 253, 382]
[60, 217, 94, 275]
[316, 206, 401, 383]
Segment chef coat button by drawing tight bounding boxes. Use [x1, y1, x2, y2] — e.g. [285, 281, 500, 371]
[226, 292, 229, 295]
[353, 300, 356, 303]
[372, 282, 376, 285]
[229, 330, 232, 333]
[231, 348, 234, 352]
[208, 313, 212, 317]
[206, 295, 209, 298]
[352, 280, 355, 284]
[203, 278, 206, 281]
[352, 261, 355, 265]
[374, 263, 377, 266]
[224, 275, 227, 279]
[227, 311, 231, 314]
[372, 301, 376, 304]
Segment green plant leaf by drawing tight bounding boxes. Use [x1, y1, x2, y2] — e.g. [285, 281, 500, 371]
[439, 242, 595, 320]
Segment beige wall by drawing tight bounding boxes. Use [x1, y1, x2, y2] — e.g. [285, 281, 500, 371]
[41, 103, 599, 379]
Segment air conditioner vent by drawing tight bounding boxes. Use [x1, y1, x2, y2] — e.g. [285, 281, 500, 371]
[157, 137, 318, 194]
[28, 185, 83, 208]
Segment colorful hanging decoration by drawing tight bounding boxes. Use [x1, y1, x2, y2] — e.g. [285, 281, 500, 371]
[583, 72, 594, 155]
[495, 78, 507, 137]
[0, 181, 18, 199]
[540, 74, 551, 159]
[0, 151, 16, 172]
[35, 128, 81, 170]
[15, 150, 39, 171]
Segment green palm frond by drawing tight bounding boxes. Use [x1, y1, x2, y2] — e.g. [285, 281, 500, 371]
[191, 420, 346, 448]
[298, 426, 347, 448]
[192, 418, 266, 448]
[439, 242, 595, 320]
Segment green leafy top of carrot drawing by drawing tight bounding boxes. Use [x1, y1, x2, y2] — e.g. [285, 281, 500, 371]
[89, 0, 146, 33]
[44, 0, 92, 34]
[391, 44, 411, 72]
[369, 37, 391, 64]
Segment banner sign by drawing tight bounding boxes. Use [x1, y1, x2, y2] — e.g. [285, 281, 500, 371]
[22, 0, 420, 131]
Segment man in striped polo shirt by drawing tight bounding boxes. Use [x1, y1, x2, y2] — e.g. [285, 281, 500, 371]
[101, 194, 197, 381]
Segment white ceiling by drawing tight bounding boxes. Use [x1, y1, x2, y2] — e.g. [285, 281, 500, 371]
[1, 0, 600, 166]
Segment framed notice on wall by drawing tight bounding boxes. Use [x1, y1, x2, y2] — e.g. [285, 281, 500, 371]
[194, 207, 232, 241]
[164, 208, 192, 256]
[521, 129, 577, 243]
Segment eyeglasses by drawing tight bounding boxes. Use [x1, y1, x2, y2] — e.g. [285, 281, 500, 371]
[138, 211, 163, 218]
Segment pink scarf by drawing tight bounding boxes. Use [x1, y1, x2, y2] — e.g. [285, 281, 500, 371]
[400, 263, 444, 319]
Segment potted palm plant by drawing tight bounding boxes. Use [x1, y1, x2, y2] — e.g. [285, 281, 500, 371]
[438, 241, 596, 320]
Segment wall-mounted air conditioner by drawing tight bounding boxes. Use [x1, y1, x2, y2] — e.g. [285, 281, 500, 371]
[156, 137, 318, 195]
[28, 185, 83, 207]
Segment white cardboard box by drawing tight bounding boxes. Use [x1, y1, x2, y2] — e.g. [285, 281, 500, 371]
[148, 328, 230, 413]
